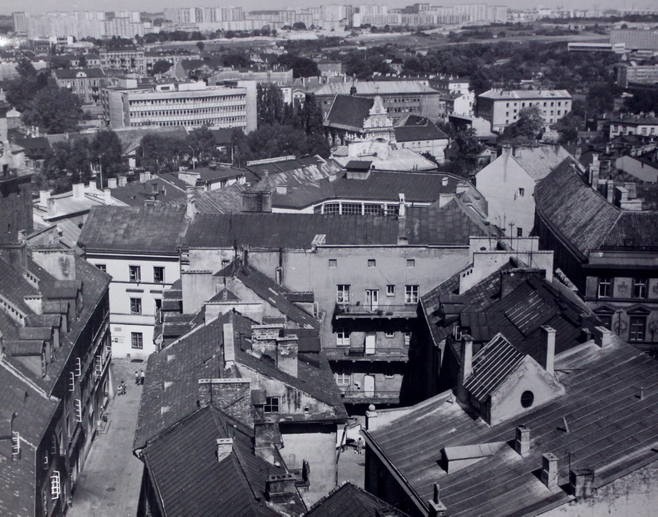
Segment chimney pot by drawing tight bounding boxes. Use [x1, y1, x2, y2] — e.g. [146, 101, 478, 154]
[540, 325, 556, 374]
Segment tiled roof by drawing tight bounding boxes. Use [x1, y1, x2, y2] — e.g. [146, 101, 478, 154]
[306, 482, 408, 516]
[367, 338, 658, 516]
[535, 159, 658, 257]
[215, 262, 319, 329]
[270, 170, 462, 209]
[394, 115, 449, 143]
[463, 334, 525, 402]
[141, 406, 282, 517]
[0, 364, 59, 517]
[185, 199, 490, 249]
[109, 177, 186, 207]
[0, 257, 40, 314]
[79, 205, 189, 254]
[324, 95, 373, 131]
[509, 145, 578, 181]
[247, 155, 329, 178]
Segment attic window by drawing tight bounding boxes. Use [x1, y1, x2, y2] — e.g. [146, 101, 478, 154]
[264, 396, 280, 414]
[521, 391, 534, 408]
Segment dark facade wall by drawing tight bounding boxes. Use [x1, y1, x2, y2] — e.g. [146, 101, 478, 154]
[365, 447, 423, 517]
[0, 179, 33, 244]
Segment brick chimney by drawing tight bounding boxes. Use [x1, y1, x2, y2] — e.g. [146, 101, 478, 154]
[540, 453, 559, 490]
[265, 473, 297, 503]
[570, 469, 594, 499]
[427, 483, 447, 517]
[197, 378, 252, 422]
[216, 437, 233, 463]
[276, 335, 298, 378]
[460, 334, 473, 383]
[513, 425, 530, 457]
[540, 325, 556, 374]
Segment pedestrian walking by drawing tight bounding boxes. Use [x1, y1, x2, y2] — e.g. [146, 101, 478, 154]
[139, 369, 145, 385]
[134, 370, 139, 385]
[356, 436, 364, 455]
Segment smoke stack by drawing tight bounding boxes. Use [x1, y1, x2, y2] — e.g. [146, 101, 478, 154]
[540, 453, 559, 490]
[540, 325, 556, 374]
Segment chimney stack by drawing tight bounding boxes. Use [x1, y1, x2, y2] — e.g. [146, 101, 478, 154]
[570, 469, 594, 499]
[118, 175, 128, 187]
[540, 325, 556, 374]
[588, 154, 600, 189]
[513, 425, 531, 457]
[265, 473, 297, 503]
[197, 378, 251, 420]
[427, 483, 448, 517]
[216, 437, 233, 463]
[592, 326, 613, 349]
[276, 335, 298, 378]
[540, 453, 559, 490]
[107, 177, 118, 189]
[365, 404, 378, 430]
[223, 322, 235, 366]
[606, 180, 614, 204]
[460, 334, 473, 383]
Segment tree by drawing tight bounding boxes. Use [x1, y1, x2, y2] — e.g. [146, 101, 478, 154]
[196, 41, 205, 53]
[150, 60, 173, 76]
[22, 84, 83, 133]
[5, 58, 49, 112]
[277, 54, 319, 78]
[446, 126, 484, 177]
[257, 83, 285, 126]
[90, 130, 123, 182]
[553, 113, 582, 145]
[187, 127, 217, 165]
[292, 22, 307, 31]
[500, 106, 545, 145]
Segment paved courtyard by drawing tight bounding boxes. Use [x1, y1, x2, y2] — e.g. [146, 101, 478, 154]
[69, 359, 145, 517]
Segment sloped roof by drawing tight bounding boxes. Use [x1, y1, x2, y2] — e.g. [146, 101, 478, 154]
[367, 337, 658, 516]
[306, 482, 408, 516]
[79, 205, 189, 254]
[215, 262, 319, 329]
[0, 364, 59, 517]
[141, 406, 282, 517]
[535, 159, 658, 257]
[463, 334, 525, 402]
[109, 177, 186, 207]
[394, 115, 449, 143]
[510, 145, 577, 181]
[324, 95, 373, 131]
[315, 81, 437, 97]
[53, 67, 105, 79]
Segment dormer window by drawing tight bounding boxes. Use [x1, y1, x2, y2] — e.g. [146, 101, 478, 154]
[264, 396, 280, 414]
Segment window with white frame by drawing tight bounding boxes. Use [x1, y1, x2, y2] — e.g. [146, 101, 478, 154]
[129, 265, 141, 282]
[598, 277, 613, 298]
[336, 331, 350, 346]
[633, 278, 648, 299]
[131, 332, 143, 349]
[130, 298, 142, 314]
[336, 284, 350, 303]
[405, 285, 419, 304]
[153, 266, 165, 283]
[335, 372, 350, 386]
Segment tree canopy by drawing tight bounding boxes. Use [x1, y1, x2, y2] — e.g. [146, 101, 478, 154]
[22, 84, 83, 134]
[500, 106, 545, 145]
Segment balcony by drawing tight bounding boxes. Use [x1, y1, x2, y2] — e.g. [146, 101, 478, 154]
[325, 346, 409, 362]
[334, 303, 418, 320]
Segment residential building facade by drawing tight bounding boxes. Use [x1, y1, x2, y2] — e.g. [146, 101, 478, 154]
[52, 68, 106, 104]
[477, 89, 572, 133]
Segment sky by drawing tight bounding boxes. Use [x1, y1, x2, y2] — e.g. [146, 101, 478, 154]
[2, 0, 656, 15]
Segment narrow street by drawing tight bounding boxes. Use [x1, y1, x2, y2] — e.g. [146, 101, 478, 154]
[68, 359, 145, 517]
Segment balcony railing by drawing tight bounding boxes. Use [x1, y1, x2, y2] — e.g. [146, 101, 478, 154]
[325, 346, 410, 361]
[334, 303, 418, 319]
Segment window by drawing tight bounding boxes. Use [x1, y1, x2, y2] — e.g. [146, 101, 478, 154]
[324, 202, 339, 215]
[328, 258, 337, 268]
[405, 285, 419, 304]
[336, 331, 350, 346]
[633, 278, 648, 299]
[406, 258, 416, 268]
[264, 396, 280, 413]
[335, 373, 350, 386]
[342, 202, 361, 215]
[518, 187, 525, 197]
[598, 277, 613, 298]
[403, 332, 411, 346]
[155, 298, 162, 311]
[129, 265, 141, 282]
[385, 331, 395, 338]
[153, 266, 165, 283]
[96, 264, 107, 272]
[367, 259, 376, 268]
[517, 227, 523, 237]
[131, 332, 143, 349]
[629, 316, 646, 342]
[596, 312, 612, 330]
[336, 284, 350, 303]
[130, 298, 142, 314]
[364, 203, 384, 216]
[520, 390, 534, 408]
[386, 284, 395, 296]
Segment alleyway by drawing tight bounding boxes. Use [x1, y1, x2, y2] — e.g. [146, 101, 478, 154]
[69, 359, 145, 517]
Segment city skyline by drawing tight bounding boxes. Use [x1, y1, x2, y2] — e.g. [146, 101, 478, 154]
[4, 0, 658, 15]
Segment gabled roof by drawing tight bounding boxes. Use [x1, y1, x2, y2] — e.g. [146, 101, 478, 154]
[79, 205, 189, 255]
[306, 482, 408, 516]
[367, 337, 658, 517]
[463, 334, 525, 402]
[324, 95, 373, 131]
[315, 81, 437, 97]
[53, 67, 105, 79]
[535, 158, 658, 257]
[141, 406, 283, 517]
[109, 177, 186, 207]
[509, 145, 577, 181]
[215, 262, 319, 329]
